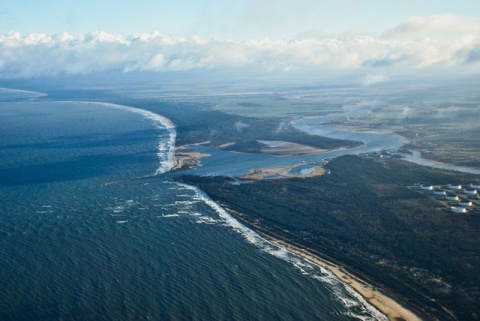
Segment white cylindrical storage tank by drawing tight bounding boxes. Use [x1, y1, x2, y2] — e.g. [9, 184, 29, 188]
[451, 207, 467, 213]
[420, 185, 433, 190]
[458, 200, 473, 207]
[448, 184, 462, 190]
[445, 195, 459, 201]
[434, 189, 446, 196]
[464, 189, 478, 195]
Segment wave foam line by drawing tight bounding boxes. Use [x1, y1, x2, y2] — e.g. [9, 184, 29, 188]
[91, 102, 177, 175]
[176, 182, 387, 321]
[0, 87, 47, 100]
[0, 87, 45, 95]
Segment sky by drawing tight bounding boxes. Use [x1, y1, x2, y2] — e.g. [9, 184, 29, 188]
[1, 0, 480, 80]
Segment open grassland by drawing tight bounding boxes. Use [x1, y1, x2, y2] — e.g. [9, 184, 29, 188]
[195, 79, 480, 169]
[332, 81, 480, 168]
[208, 95, 343, 118]
[150, 81, 376, 119]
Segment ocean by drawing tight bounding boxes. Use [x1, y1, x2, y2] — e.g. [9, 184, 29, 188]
[0, 90, 386, 320]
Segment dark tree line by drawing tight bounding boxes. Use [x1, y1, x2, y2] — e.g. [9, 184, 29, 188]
[178, 156, 480, 321]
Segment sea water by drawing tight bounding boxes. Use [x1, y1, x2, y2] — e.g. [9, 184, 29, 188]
[0, 94, 386, 320]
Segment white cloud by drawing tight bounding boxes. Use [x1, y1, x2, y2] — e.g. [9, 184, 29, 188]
[383, 14, 480, 40]
[1, 16, 480, 79]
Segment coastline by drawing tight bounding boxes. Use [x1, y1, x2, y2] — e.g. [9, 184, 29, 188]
[222, 205, 427, 321]
[239, 164, 325, 180]
[173, 145, 210, 171]
[267, 237, 425, 321]
[258, 140, 331, 156]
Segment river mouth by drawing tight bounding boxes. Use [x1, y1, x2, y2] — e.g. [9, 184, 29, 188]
[178, 101, 405, 177]
[179, 100, 480, 177]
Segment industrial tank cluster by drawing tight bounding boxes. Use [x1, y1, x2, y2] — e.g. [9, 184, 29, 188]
[419, 183, 479, 214]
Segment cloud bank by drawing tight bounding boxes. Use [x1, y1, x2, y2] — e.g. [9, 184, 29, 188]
[1, 15, 480, 78]
[383, 14, 480, 40]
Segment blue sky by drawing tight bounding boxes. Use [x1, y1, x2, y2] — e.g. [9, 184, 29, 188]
[1, 1, 480, 79]
[2, 0, 479, 39]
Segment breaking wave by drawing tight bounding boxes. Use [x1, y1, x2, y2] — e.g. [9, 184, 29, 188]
[176, 182, 388, 321]
[82, 100, 388, 319]
[90, 102, 177, 175]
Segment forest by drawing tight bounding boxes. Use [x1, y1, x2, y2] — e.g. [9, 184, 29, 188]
[177, 155, 480, 321]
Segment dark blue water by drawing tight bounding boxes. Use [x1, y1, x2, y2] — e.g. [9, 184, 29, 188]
[0, 96, 386, 320]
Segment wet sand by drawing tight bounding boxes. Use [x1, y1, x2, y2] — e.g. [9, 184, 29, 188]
[267, 237, 425, 321]
[260, 140, 330, 156]
[222, 204, 426, 321]
[173, 145, 210, 171]
[239, 164, 325, 180]
[221, 205, 427, 321]
[174, 143, 426, 320]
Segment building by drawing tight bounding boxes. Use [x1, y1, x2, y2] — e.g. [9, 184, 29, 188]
[470, 183, 480, 189]
[451, 207, 467, 214]
[420, 185, 433, 190]
[433, 189, 446, 196]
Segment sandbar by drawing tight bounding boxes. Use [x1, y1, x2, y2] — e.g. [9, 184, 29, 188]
[173, 145, 210, 171]
[239, 164, 325, 180]
[259, 140, 330, 156]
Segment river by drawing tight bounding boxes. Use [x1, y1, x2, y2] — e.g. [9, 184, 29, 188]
[185, 100, 480, 177]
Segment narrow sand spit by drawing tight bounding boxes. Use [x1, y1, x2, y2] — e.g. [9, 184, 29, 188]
[240, 164, 325, 180]
[268, 238, 424, 321]
[173, 145, 210, 171]
[259, 140, 330, 156]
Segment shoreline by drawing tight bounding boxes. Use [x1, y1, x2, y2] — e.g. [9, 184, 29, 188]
[258, 140, 331, 156]
[267, 237, 425, 321]
[222, 205, 427, 321]
[239, 164, 325, 180]
[172, 145, 210, 171]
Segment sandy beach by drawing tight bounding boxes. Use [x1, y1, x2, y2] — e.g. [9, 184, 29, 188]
[222, 206, 426, 321]
[268, 238, 425, 321]
[173, 145, 210, 171]
[172, 143, 433, 320]
[259, 140, 330, 156]
[239, 164, 325, 180]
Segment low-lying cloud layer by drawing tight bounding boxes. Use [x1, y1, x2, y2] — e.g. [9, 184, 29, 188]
[1, 14, 479, 78]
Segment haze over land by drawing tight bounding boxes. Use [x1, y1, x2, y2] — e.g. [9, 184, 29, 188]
[2, 1, 480, 321]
